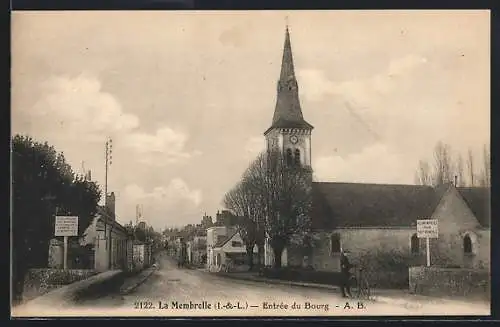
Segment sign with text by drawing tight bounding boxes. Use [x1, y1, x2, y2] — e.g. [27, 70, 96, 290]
[417, 219, 438, 238]
[55, 216, 79, 236]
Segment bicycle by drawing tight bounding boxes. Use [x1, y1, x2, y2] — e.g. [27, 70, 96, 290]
[349, 265, 371, 300]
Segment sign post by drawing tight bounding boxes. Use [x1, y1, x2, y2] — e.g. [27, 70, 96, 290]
[417, 219, 439, 267]
[55, 216, 79, 270]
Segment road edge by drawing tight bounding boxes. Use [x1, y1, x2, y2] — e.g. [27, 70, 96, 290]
[119, 267, 157, 295]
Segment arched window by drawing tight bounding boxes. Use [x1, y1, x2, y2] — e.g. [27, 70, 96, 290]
[463, 234, 473, 254]
[330, 233, 341, 254]
[286, 148, 293, 166]
[294, 149, 301, 166]
[410, 233, 420, 254]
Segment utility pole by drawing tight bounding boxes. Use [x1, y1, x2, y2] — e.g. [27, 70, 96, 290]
[105, 137, 113, 269]
[105, 138, 113, 206]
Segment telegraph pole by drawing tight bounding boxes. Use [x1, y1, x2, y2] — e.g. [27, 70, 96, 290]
[105, 137, 113, 269]
[105, 138, 113, 205]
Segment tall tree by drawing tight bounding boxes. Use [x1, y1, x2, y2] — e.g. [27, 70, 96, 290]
[415, 160, 432, 186]
[415, 141, 490, 188]
[244, 149, 312, 268]
[455, 153, 465, 187]
[467, 148, 475, 186]
[223, 182, 258, 270]
[479, 144, 491, 187]
[432, 141, 454, 185]
[12, 135, 101, 302]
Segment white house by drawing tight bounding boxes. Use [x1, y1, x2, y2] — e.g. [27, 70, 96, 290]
[206, 226, 258, 272]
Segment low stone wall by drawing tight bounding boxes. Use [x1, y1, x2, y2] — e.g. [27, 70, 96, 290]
[22, 269, 97, 303]
[409, 266, 490, 300]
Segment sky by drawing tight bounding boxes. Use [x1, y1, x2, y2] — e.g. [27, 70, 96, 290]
[11, 10, 490, 230]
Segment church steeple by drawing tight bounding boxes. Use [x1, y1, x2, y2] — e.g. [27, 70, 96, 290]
[265, 24, 313, 136]
[279, 25, 296, 82]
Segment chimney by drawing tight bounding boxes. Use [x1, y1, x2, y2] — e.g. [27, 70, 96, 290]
[106, 192, 116, 220]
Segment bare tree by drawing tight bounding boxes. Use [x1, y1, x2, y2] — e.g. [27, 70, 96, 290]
[432, 141, 454, 185]
[244, 149, 312, 268]
[223, 183, 257, 270]
[415, 160, 433, 186]
[479, 144, 490, 187]
[455, 153, 465, 187]
[415, 142, 490, 188]
[466, 149, 475, 186]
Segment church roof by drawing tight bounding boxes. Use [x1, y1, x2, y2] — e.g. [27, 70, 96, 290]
[265, 25, 313, 135]
[310, 182, 490, 229]
[456, 187, 491, 227]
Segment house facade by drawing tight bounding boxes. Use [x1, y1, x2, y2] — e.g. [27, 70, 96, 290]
[207, 226, 257, 271]
[262, 25, 491, 282]
[187, 236, 207, 267]
[79, 203, 133, 272]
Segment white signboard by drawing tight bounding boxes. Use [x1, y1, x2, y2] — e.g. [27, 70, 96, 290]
[417, 219, 438, 239]
[55, 216, 79, 237]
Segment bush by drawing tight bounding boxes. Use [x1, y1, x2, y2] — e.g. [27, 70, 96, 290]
[356, 249, 411, 289]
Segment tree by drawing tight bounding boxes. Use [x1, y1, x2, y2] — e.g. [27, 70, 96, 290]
[432, 141, 454, 185]
[467, 149, 475, 186]
[415, 160, 432, 186]
[415, 141, 490, 188]
[455, 153, 465, 187]
[223, 182, 258, 270]
[244, 149, 312, 268]
[12, 134, 101, 302]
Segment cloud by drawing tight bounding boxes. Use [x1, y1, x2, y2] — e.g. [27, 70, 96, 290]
[26, 74, 201, 166]
[298, 54, 428, 104]
[125, 127, 202, 166]
[30, 74, 140, 141]
[120, 178, 203, 229]
[313, 143, 414, 184]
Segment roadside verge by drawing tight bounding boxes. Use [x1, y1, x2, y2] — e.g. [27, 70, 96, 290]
[13, 270, 124, 314]
[119, 266, 157, 295]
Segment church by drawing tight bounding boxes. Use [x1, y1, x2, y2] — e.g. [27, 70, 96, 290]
[262, 26, 490, 287]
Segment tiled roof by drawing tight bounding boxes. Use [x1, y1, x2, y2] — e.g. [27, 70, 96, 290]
[213, 229, 239, 248]
[456, 187, 491, 227]
[95, 206, 128, 234]
[311, 182, 448, 229]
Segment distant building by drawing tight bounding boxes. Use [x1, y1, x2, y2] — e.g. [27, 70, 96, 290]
[201, 214, 213, 228]
[187, 235, 207, 266]
[215, 210, 239, 227]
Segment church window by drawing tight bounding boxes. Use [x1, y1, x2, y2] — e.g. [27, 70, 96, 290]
[410, 233, 419, 254]
[294, 149, 301, 166]
[463, 234, 473, 254]
[330, 233, 341, 254]
[286, 149, 293, 166]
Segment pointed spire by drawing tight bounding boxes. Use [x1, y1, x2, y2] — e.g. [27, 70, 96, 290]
[279, 24, 296, 82]
[265, 23, 313, 135]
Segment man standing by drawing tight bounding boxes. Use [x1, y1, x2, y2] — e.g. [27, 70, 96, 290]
[340, 249, 353, 298]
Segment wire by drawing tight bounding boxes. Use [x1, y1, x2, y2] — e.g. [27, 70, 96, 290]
[343, 102, 381, 142]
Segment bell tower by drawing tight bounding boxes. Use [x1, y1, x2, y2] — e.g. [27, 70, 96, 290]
[264, 24, 313, 170]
